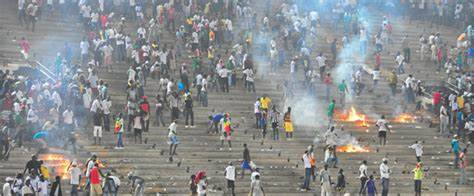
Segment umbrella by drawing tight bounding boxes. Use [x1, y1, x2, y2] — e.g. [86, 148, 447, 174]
[33, 131, 48, 140]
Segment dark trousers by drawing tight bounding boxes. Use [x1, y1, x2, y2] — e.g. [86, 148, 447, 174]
[414, 180, 422, 195]
[185, 108, 194, 126]
[359, 176, 367, 194]
[403, 48, 411, 63]
[103, 114, 110, 132]
[220, 77, 229, 92]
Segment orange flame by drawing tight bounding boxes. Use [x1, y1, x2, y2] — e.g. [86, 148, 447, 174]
[394, 113, 416, 123]
[38, 154, 71, 180]
[339, 107, 370, 127]
[336, 144, 370, 153]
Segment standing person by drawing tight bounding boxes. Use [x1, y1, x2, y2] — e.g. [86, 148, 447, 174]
[114, 113, 125, 149]
[89, 163, 102, 196]
[412, 162, 423, 196]
[319, 164, 332, 196]
[335, 169, 346, 196]
[241, 143, 252, 178]
[49, 176, 62, 196]
[365, 175, 377, 196]
[327, 100, 335, 127]
[388, 69, 397, 96]
[440, 103, 449, 135]
[283, 107, 294, 140]
[323, 73, 332, 101]
[3, 177, 14, 196]
[224, 161, 236, 196]
[80, 37, 89, 66]
[359, 160, 368, 195]
[62, 107, 74, 133]
[155, 95, 166, 127]
[402, 35, 411, 63]
[68, 161, 81, 196]
[254, 98, 261, 128]
[269, 106, 280, 140]
[375, 115, 390, 146]
[184, 93, 194, 128]
[25, 2, 38, 32]
[409, 141, 424, 162]
[250, 174, 265, 196]
[459, 148, 468, 185]
[219, 113, 233, 151]
[139, 96, 150, 132]
[168, 120, 179, 156]
[337, 80, 348, 109]
[451, 135, 460, 168]
[92, 110, 103, 145]
[380, 158, 390, 196]
[300, 150, 312, 191]
[133, 112, 144, 144]
[102, 97, 112, 132]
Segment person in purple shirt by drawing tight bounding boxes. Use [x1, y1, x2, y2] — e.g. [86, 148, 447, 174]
[366, 175, 377, 196]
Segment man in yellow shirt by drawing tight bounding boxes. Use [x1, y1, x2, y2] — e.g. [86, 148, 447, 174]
[260, 96, 271, 112]
[412, 162, 423, 196]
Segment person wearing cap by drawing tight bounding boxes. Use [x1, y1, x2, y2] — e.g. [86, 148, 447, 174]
[412, 163, 423, 196]
[69, 160, 81, 196]
[380, 158, 390, 196]
[2, 177, 14, 196]
[224, 161, 236, 196]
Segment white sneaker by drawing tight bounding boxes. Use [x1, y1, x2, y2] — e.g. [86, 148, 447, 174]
[185, 125, 189, 128]
[229, 148, 232, 151]
[191, 125, 196, 128]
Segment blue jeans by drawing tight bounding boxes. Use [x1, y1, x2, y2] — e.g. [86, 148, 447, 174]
[302, 168, 311, 189]
[381, 178, 389, 196]
[71, 184, 79, 196]
[117, 133, 124, 147]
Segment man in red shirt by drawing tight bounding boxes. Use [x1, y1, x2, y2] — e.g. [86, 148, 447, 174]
[324, 73, 333, 101]
[89, 163, 102, 196]
[433, 91, 441, 115]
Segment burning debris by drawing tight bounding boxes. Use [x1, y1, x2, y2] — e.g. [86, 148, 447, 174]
[336, 144, 371, 153]
[337, 106, 370, 127]
[38, 154, 72, 179]
[393, 113, 417, 123]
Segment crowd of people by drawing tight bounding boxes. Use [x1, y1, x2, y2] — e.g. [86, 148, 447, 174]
[1, 0, 473, 195]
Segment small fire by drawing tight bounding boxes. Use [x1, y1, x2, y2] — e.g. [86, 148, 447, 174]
[394, 113, 416, 123]
[339, 106, 370, 127]
[38, 154, 71, 180]
[336, 144, 370, 153]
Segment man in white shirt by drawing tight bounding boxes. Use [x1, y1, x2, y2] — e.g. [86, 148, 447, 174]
[358, 160, 368, 195]
[69, 161, 81, 196]
[218, 68, 229, 92]
[375, 115, 390, 146]
[440, 103, 449, 135]
[224, 162, 236, 196]
[3, 177, 14, 196]
[63, 107, 74, 133]
[380, 158, 390, 196]
[80, 38, 89, 66]
[102, 98, 112, 132]
[301, 151, 312, 191]
[409, 141, 423, 162]
[242, 68, 255, 92]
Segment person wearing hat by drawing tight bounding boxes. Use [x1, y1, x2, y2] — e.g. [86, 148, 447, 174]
[380, 158, 391, 196]
[224, 161, 236, 196]
[412, 162, 423, 196]
[69, 161, 81, 196]
[2, 177, 14, 196]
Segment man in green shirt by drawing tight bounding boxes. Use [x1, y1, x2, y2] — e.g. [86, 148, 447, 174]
[338, 80, 348, 109]
[327, 100, 336, 127]
[412, 162, 423, 196]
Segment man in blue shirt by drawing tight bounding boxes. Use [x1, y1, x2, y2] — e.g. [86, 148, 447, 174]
[451, 135, 460, 168]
